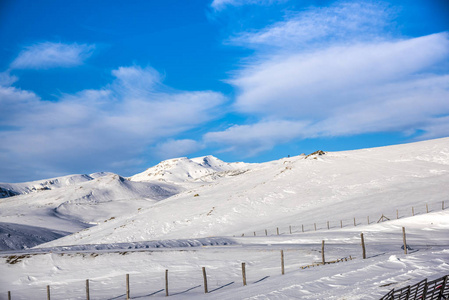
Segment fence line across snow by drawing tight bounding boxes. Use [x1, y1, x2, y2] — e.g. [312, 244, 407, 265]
[238, 199, 447, 238]
[4, 225, 435, 299]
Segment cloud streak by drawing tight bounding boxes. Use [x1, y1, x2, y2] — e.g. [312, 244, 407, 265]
[231, 1, 392, 49]
[10, 42, 95, 69]
[211, 0, 285, 11]
[232, 33, 449, 119]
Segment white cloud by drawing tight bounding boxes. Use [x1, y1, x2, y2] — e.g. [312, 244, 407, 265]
[232, 33, 449, 120]
[204, 120, 308, 156]
[207, 0, 449, 155]
[231, 1, 392, 48]
[205, 70, 449, 155]
[0, 72, 18, 86]
[10, 42, 95, 69]
[153, 139, 203, 159]
[414, 116, 449, 141]
[111, 66, 163, 97]
[307, 75, 449, 137]
[211, 0, 284, 11]
[0, 66, 225, 182]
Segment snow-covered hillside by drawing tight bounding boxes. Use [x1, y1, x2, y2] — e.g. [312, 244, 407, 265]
[0, 172, 111, 198]
[40, 137, 449, 246]
[0, 173, 181, 250]
[129, 155, 247, 185]
[1, 138, 449, 299]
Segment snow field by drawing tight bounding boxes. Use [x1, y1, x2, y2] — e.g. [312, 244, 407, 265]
[1, 138, 449, 299]
[1, 209, 449, 299]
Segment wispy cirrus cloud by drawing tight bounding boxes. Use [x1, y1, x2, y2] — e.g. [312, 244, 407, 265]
[210, 0, 285, 11]
[10, 42, 95, 69]
[230, 1, 392, 49]
[0, 71, 17, 86]
[0, 66, 226, 182]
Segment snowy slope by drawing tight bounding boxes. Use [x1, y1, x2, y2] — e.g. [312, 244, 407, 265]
[1, 138, 449, 299]
[0, 222, 68, 251]
[0, 172, 111, 198]
[0, 173, 181, 250]
[129, 155, 247, 185]
[1, 210, 449, 299]
[40, 137, 449, 246]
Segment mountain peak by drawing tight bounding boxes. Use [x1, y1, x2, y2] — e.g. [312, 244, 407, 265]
[129, 155, 246, 184]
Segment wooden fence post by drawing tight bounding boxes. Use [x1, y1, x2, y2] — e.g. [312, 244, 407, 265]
[277, 227, 279, 235]
[439, 275, 448, 298]
[302, 224, 304, 232]
[327, 221, 330, 229]
[202, 267, 208, 293]
[402, 227, 407, 255]
[165, 270, 169, 297]
[367, 216, 369, 225]
[321, 240, 325, 264]
[242, 263, 247, 286]
[397, 209, 399, 219]
[314, 223, 317, 231]
[340, 220, 342, 228]
[86, 279, 90, 300]
[254, 231, 256, 236]
[354, 218, 356, 226]
[281, 250, 285, 275]
[443, 201, 445, 210]
[47, 285, 50, 300]
[426, 204, 429, 213]
[361, 233, 366, 259]
[289, 226, 292, 234]
[412, 207, 414, 216]
[265, 229, 267, 236]
[126, 274, 130, 300]
[8, 291, 11, 300]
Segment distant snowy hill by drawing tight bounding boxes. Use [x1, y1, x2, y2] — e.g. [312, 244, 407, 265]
[38, 137, 449, 247]
[0, 172, 113, 198]
[0, 156, 249, 251]
[129, 155, 247, 184]
[0, 173, 180, 250]
[2, 138, 449, 299]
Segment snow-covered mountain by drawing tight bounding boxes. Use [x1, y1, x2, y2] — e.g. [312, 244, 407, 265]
[1, 138, 449, 299]
[39, 137, 449, 246]
[0, 156, 246, 251]
[0, 173, 181, 250]
[0, 172, 111, 198]
[129, 155, 247, 184]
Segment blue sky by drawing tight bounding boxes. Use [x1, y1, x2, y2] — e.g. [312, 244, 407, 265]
[0, 0, 448, 182]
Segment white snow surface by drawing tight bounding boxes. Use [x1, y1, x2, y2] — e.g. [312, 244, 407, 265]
[0, 172, 111, 197]
[0, 173, 181, 249]
[1, 138, 449, 299]
[129, 155, 248, 185]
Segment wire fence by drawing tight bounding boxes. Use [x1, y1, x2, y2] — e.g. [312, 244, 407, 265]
[3, 200, 448, 299]
[237, 200, 446, 237]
